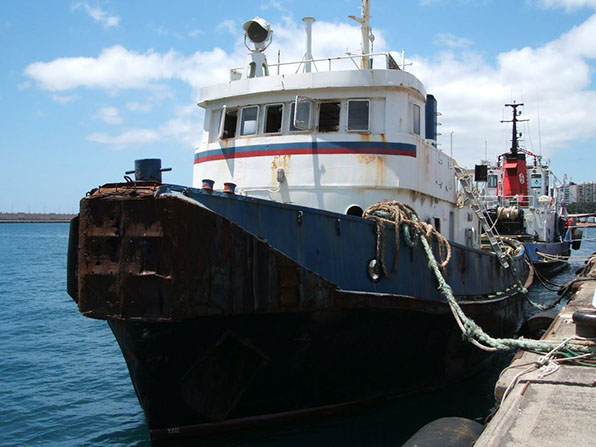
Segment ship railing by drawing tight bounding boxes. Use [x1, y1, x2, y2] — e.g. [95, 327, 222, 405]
[481, 195, 539, 209]
[230, 52, 401, 80]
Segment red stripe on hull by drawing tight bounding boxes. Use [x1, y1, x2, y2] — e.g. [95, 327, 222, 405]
[194, 147, 416, 164]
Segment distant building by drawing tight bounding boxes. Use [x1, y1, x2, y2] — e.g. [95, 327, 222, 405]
[558, 182, 596, 204]
[577, 182, 596, 203]
[559, 183, 578, 204]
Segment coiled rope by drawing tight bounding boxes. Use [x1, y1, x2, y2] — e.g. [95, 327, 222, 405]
[364, 201, 596, 355]
[363, 202, 451, 278]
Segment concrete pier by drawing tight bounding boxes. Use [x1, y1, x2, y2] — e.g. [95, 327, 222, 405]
[475, 257, 596, 447]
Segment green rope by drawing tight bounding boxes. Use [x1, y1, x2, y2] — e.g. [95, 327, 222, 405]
[369, 208, 596, 355]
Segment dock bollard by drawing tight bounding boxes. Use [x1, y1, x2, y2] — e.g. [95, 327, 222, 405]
[223, 182, 237, 194]
[202, 179, 215, 191]
[572, 310, 596, 338]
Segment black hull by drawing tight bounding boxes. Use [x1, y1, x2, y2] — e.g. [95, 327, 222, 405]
[67, 183, 532, 441]
[109, 295, 524, 441]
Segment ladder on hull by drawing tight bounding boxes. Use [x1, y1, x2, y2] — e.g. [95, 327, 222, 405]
[453, 163, 510, 268]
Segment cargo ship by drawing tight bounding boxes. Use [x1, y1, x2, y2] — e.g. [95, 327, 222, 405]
[67, 1, 532, 441]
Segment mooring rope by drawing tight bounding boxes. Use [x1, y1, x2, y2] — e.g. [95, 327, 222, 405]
[362, 201, 451, 278]
[363, 202, 596, 355]
[535, 251, 585, 263]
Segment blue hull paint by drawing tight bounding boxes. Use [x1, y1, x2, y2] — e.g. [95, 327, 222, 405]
[524, 240, 571, 264]
[157, 184, 529, 300]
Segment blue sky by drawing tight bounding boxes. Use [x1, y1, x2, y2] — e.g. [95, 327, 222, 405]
[2, 0, 596, 213]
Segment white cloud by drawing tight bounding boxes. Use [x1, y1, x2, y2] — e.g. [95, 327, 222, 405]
[88, 104, 202, 149]
[217, 19, 237, 34]
[72, 2, 120, 28]
[126, 101, 152, 112]
[155, 25, 168, 36]
[434, 33, 473, 49]
[23, 13, 596, 165]
[261, 0, 285, 11]
[536, 0, 596, 11]
[52, 94, 79, 103]
[87, 128, 159, 149]
[412, 13, 596, 166]
[95, 106, 122, 124]
[125, 87, 175, 113]
[24, 45, 234, 92]
[17, 80, 31, 91]
[24, 17, 376, 93]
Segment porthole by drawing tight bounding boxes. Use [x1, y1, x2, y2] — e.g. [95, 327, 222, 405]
[346, 205, 364, 217]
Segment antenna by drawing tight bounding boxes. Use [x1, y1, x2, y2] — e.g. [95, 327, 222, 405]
[537, 107, 543, 157]
[500, 102, 529, 156]
[349, 0, 372, 69]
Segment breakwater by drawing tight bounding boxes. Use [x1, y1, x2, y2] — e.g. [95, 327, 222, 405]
[0, 213, 76, 223]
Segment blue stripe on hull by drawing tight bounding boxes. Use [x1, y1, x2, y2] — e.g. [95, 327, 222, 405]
[194, 141, 417, 163]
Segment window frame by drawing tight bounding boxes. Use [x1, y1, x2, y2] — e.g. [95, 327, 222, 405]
[487, 174, 499, 188]
[317, 101, 342, 133]
[218, 105, 239, 140]
[239, 105, 260, 137]
[530, 174, 542, 189]
[412, 103, 421, 136]
[347, 99, 370, 132]
[263, 103, 284, 135]
[290, 96, 314, 132]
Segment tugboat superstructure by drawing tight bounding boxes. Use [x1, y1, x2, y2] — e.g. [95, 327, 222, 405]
[194, 13, 479, 247]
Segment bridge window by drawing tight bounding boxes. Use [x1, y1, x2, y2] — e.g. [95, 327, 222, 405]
[347, 100, 370, 131]
[530, 174, 542, 188]
[318, 102, 341, 132]
[264, 104, 283, 134]
[413, 104, 420, 135]
[240, 106, 259, 136]
[488, 175, 498, 188]
[290, 101, 313, 131]
[219, 107, 238, 140]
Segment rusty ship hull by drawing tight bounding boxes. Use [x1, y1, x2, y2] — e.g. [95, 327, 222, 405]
[67, 182, 531, 441]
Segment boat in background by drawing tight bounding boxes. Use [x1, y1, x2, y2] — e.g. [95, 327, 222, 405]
[66, 2, 532, 441]
[478, 102, 580, 273]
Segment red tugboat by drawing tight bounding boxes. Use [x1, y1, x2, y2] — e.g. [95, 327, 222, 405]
[480, 103, 581, 273]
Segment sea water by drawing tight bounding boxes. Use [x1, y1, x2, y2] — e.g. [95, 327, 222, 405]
[0, 223, 593, 446]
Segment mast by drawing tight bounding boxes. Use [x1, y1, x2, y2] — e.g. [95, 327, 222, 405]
[500, 102, 528, 156]
[349, 0, 372, 69]
[303, 17, 315, 73]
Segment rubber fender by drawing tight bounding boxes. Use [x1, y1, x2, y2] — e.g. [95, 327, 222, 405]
[572, 228, 582, 250]
[66, 215, 79, 302]
[573, 310, 596, 338]
[518, 311, 556, 339]
[401, 417, 483, 447]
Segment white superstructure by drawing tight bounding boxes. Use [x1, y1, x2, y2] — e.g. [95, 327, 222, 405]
[483, 155, 562, 242]
[194, 5, 480, 247]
